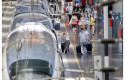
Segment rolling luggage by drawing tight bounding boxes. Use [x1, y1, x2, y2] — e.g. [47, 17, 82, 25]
[76, 44, 81, 54]
[61, 43, 65, 52]
[86, 43, 92, 51]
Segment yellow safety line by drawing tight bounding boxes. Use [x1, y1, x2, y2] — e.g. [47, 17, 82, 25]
[61, 16, 85, 79]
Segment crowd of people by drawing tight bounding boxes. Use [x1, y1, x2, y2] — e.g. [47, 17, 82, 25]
[53, 1, 100, 55]
[68, 4, 98, 37]
[63, 2, 98, 55]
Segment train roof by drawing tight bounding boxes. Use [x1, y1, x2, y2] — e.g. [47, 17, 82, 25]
[14, 1, 50, 16]
[10, 13, 53, 31]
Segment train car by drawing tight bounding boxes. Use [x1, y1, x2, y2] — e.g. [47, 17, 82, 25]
[3, 22, 64, 80]
[14, 1, 50, 17]
[3, 1, 64, 80]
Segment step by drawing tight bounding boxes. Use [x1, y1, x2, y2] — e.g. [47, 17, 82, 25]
[2, 33, 8, 43]
[2, 10, 15, 13]
[2, 6, 15, 12]
[3, 12, 14, 17]
[2, 17, 12, 25]
[2, 1, 16, 7]
[2, 25, 10, 32]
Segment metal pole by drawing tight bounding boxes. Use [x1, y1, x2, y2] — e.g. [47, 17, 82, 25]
[104, 44, 109, 80]
[103, 0, 109, 79]
[104, 0, 109, 39]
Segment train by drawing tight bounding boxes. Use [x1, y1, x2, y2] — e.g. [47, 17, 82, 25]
[3, 0, 64, 80]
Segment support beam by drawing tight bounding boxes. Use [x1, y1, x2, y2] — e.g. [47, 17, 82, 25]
[103, 0, 109, 80]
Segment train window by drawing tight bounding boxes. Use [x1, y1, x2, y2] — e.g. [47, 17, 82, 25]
[8, 59, 53, 80]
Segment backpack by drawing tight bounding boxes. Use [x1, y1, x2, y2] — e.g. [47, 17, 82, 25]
[72, 18, 77, 25]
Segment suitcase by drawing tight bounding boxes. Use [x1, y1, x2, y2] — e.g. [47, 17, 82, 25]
[86, 43, 92, 51]
[61, 43, 65, 52]
[76, 44, 81, 53]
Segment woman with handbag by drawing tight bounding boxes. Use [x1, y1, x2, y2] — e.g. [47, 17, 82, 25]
[70, 14, 78, 35]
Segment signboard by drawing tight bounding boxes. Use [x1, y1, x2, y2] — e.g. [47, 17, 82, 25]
[111, 12, 120, 20]
[111, 12, 115, 20]
[115, 13, 119, 20]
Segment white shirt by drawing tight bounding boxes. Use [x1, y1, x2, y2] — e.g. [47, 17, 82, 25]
[78, 31, 87, 42]
[68, 6, 73, 14]
[64, 35, 70, 41]
[85, 8, 91, 13]
[54, 19, 61, 24]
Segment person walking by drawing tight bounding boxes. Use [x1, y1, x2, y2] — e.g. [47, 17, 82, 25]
[82, 0, 86, 12]
[85, 11, 90, 31]
[68, 3, 73, 21]
[100, 11, 104, 24]
[89, 14, 95, 36]
[50, 5, 55, 14]
[100, 11, 104, 34]
[70, 14, 78, 35]
[79, 14, 86, 29]
[63, 33, 70, 53]
[85, 5, 91, 14]
[54, 17, 61, 36]
[92, 8, 98, 21]
[78, 28, 88, 55]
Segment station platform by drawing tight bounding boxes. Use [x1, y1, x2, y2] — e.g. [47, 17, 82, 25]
[59, 16, 123, 80]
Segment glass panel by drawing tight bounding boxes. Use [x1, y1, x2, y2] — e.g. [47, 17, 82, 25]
[11, 13, 53, 31]
[8, 31, 56, 48]
[9, 59, 52, 80]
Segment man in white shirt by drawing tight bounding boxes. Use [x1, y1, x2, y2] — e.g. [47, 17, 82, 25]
[78, 28, 88, 55]
[85, 5, 91, 14]
[68, 3, 73, 21]
[68, 3, 73, 14]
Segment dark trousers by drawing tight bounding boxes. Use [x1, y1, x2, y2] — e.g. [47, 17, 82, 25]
[82, 5, 86, 12]
[64, 40, 70, 51]
[68, 15, 72, 22]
